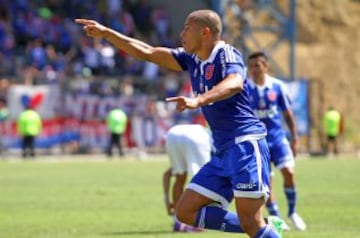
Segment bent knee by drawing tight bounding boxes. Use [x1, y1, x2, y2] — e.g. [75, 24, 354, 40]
[175, 208, 196, 225]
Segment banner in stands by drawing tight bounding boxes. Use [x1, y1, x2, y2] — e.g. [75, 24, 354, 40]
[2, 80, 309, 151]
[285, 79, 310, 136]
[7, 85, 61, 119]
[2, 92, 172, 150]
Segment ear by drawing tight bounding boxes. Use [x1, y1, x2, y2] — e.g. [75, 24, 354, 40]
[202, 26, 211, 37]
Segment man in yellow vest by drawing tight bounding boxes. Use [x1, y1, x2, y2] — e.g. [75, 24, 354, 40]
[323, 106, 342, 155]
[106, 108, 128, 157]
[17, 106, 42, 158]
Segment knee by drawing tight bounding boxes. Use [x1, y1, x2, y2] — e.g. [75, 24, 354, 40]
[282, 168, 295, 180]
[175, 204, 197, 226]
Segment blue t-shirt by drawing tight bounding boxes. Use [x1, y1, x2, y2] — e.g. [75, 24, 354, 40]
[171, 41, 266, 150]
[248, 75, 292, 147]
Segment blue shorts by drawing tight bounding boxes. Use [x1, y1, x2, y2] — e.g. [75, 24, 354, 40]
[187, 138, 271, 208]
[269, 137, 294, 169]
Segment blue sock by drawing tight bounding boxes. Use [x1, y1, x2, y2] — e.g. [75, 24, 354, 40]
[254, 225, 281, 238]
[266, 201, 281, 217]
[285, 187, 297, 216]
[195, 206, 244, 233]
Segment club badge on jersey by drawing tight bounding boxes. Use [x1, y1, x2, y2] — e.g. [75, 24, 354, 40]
[267, 90, 277, 102]
[205, 64, 215, 80]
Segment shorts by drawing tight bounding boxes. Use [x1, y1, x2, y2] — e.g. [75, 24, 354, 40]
[269, 137, 294, 170]
[166, 132, 211, 176]
[187, 138, 271, 208]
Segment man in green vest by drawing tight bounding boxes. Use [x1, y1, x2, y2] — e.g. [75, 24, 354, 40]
[17, 106, 42, 158]
[106, 108, 128, 157]
[323, 106, 342, 155]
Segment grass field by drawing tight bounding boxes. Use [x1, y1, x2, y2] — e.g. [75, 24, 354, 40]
[1, 154, 359, 238]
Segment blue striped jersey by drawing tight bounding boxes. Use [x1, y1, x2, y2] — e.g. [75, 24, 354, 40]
[171, 41, 266, 150]
[248, 75, 292, 146]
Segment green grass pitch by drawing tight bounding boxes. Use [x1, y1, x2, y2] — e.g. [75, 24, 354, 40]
[1, 154, 359, 238]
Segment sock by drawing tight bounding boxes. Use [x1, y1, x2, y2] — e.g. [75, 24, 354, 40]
[266, 201, 281, 217]
[285, 187, 297, 216]
[254, 225, 281, 238]
[195, 206, 243, 233]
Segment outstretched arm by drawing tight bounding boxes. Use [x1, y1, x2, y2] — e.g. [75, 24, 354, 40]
[75, 19, 182, 71]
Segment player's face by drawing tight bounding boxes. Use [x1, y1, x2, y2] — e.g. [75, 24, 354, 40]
[180, 17, 202, 54]
[248, 57, 269, 81]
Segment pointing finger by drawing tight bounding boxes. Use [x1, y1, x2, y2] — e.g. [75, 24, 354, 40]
[165, 97, 180, 102]
[75, 19, 97, 25]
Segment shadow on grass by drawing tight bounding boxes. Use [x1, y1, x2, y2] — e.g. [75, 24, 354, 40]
[101, 230, 174, 236]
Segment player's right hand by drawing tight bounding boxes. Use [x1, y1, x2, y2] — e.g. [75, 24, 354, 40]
[166, 96, 201, 112]
[75, 19, 108, 39]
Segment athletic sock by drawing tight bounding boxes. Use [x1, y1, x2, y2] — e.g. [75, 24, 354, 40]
[254, 225, 281, 238]
[195, 206, 243, 233]
[284, 187, 296, 216]
[266, 201, 281, 217]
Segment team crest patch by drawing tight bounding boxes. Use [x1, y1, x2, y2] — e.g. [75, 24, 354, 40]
[205, 64, 215, 80]
[267, 90, 277, 101]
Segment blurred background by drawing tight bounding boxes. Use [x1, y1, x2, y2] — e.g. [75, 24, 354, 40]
[0, 0, 359, 158]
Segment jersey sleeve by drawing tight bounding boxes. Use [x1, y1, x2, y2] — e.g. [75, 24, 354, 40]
[278, 82, 292, 111]
[221, 45, 247, 81]
[171, 47, 188, 71]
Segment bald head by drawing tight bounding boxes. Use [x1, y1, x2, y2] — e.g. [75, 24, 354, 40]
[188, 10, 222, 39]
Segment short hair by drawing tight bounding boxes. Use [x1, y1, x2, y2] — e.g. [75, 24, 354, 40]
[188, 10, 222, 38]
[247, 51, 269, 61]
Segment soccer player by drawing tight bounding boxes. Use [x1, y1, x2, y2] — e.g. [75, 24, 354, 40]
[247, 51, 306, 231]
[76, 9, 280, 238]
[163, 124, 211, 232]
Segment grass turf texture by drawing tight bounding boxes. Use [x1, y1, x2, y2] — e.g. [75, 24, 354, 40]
[0, 154, 359, 238]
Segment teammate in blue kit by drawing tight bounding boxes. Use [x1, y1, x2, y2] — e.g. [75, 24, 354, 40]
[76, 10, 281, 238]
[247, 52, 306, 231]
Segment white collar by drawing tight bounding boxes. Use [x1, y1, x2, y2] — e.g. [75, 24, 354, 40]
[253, 74, 273, 90]
[194, 41, 226, 64]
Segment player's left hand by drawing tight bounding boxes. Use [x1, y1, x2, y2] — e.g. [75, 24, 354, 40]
[166, 96, 201, 111]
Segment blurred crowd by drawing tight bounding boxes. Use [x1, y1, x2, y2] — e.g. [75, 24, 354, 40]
[0, 0, 184, 98]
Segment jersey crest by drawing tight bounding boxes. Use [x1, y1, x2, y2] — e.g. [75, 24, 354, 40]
[205, 64, 215, 80]
[267, 90, 277, 102]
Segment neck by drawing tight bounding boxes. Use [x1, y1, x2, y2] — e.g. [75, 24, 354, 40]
[196, 40, 220, 61]
[255, 74, 266, 86]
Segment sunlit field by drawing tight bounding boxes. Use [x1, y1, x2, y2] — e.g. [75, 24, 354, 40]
[1, 154, 359, 238]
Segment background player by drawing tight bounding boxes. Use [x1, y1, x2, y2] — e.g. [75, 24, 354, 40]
[323, 106, 342, 156]
[163, 124, 211, 232]
[247, 51, 306, 231]
[76, 9, 280, 238]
